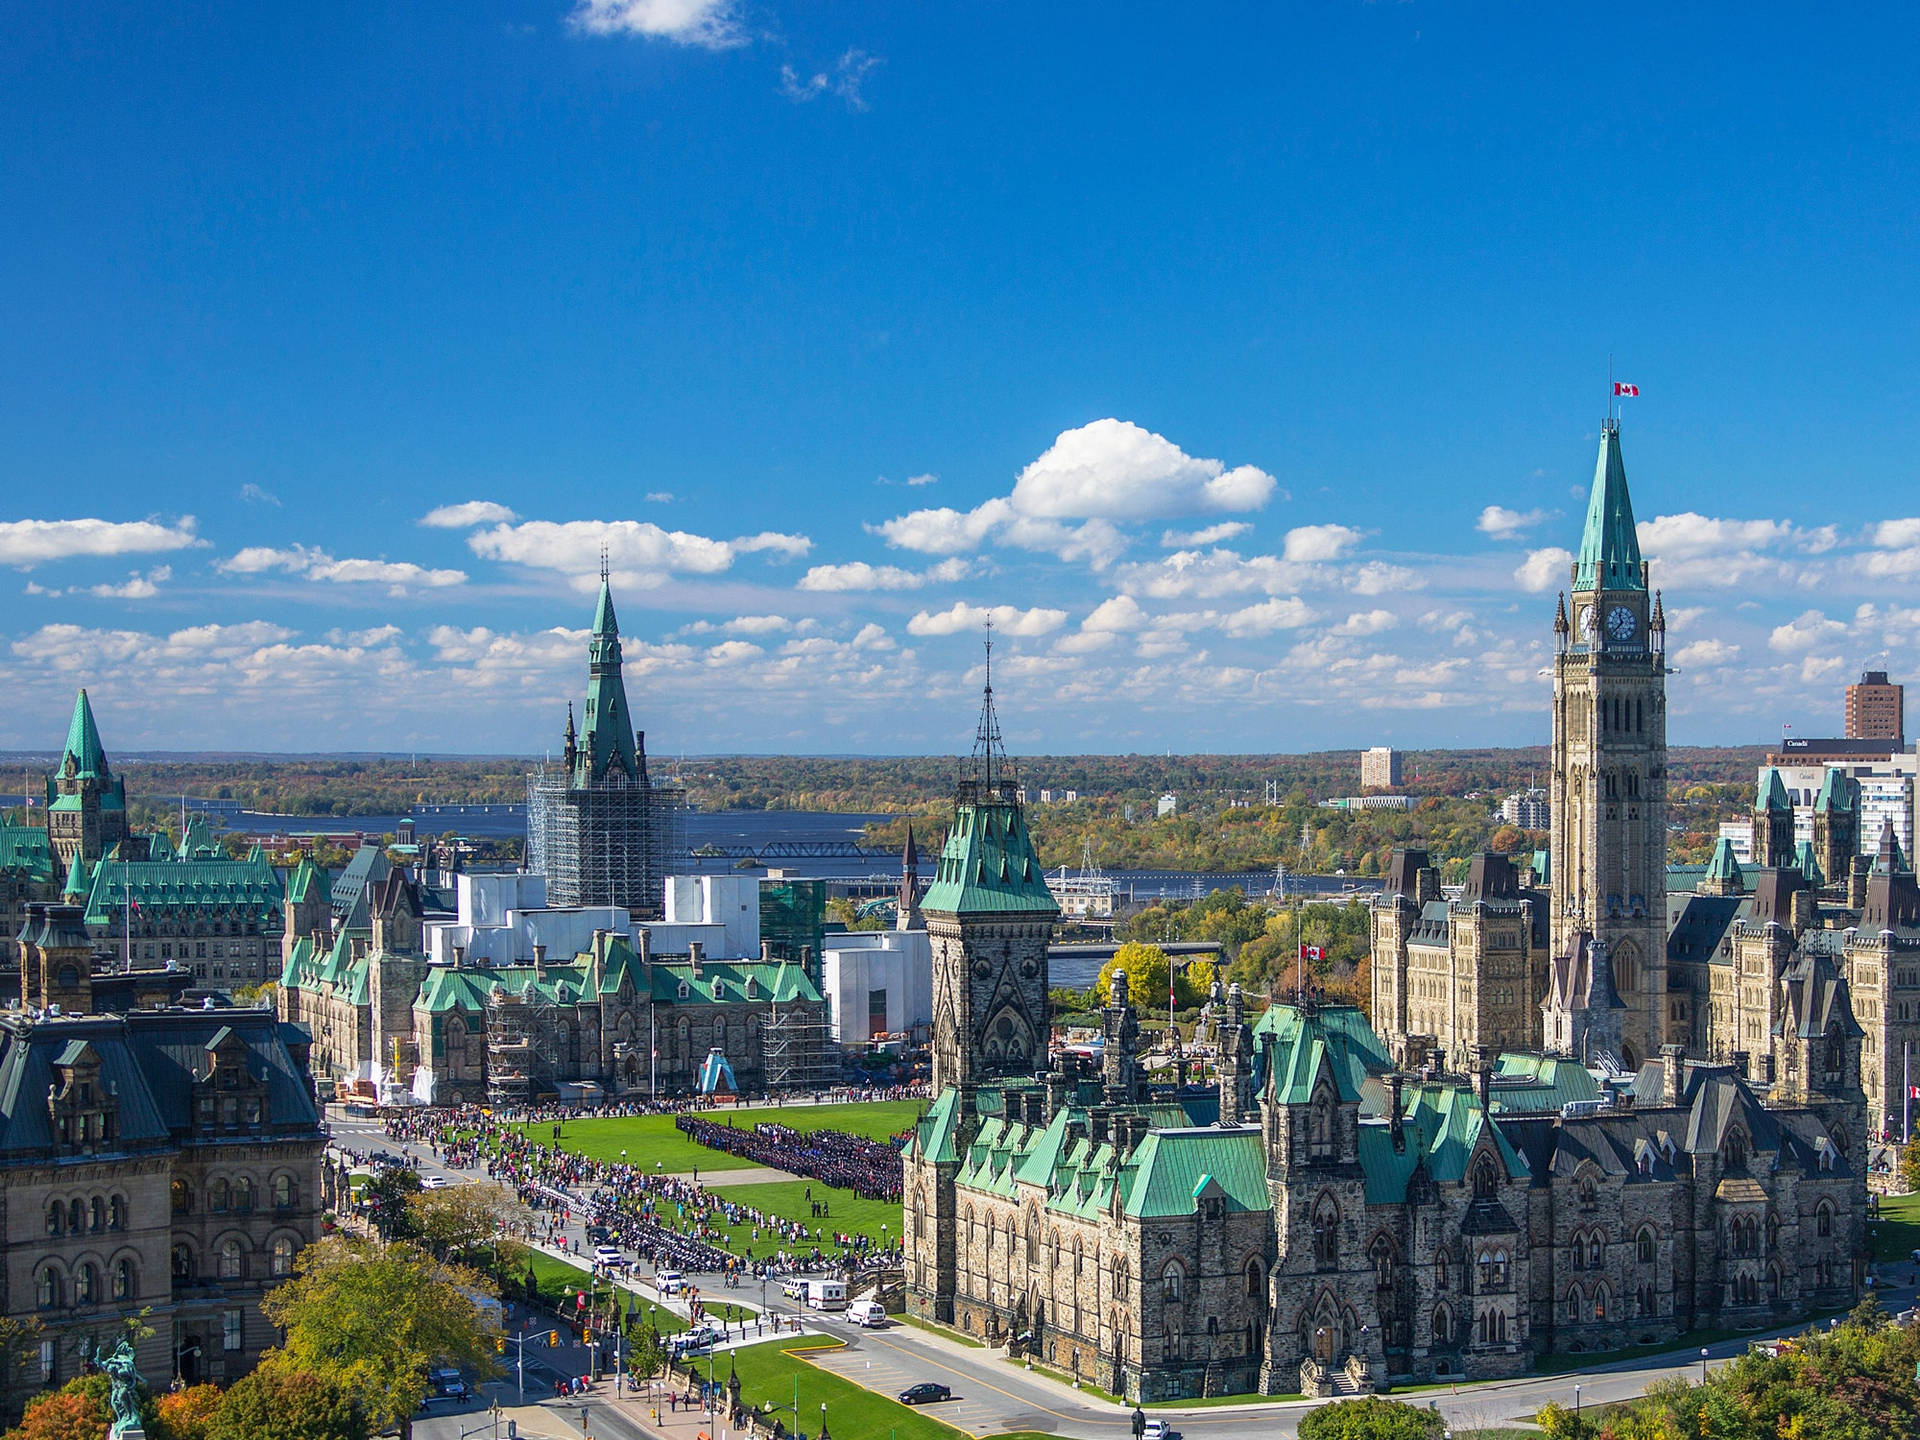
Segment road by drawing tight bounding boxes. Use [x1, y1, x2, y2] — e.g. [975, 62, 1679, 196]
[337, 1109, 1917, 1440]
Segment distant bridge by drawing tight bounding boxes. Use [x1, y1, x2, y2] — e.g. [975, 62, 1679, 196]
[688, 841, 898, 861]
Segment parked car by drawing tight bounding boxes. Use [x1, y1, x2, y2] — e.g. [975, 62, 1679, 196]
[427, 1367, 469, 1402]
[898, 1383, 951, 1406]
[655, 1269, 687, 1295]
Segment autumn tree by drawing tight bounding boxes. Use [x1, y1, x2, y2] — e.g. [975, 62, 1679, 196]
[203, 1359, 365, 1440]
[0, 1317, 45, 1423]
[8, 1376, 109, 1440]
[361, 1168, 422, 1241]
[260, 1237, 499, 1440]
[1094, 943, 1171, 1010]
[407, 1182, 527, 1268]
[153, 1384, 222, 1440]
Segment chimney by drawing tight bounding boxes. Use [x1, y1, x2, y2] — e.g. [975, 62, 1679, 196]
[1660, 1044, 1686, 1104]
[531, 943, 546, 969]
[637, 928, 652, 967]
[1387, 1072, 1405, 1153]
[689, 941, 705, 977]
[1732, 1049, 1750, 1079]
[1790, 889, 1814, 934]
[1850, 855, 1871, 910]
[761, 940, 774, 963]
[1087, 1108, 1109, 1147]
[1473, 1044, 1496, 1111]
[452, 944, 467, 967]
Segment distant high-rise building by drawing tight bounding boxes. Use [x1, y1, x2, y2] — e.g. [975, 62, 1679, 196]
[1845, 670, 1904, 744]
[1360, 745, 1402, 789]
[526, 576, 685, 918]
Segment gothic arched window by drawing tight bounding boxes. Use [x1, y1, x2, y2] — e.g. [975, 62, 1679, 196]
[1312, 1194, 1341, 1268]
[1636, 1227, 1656, 1265]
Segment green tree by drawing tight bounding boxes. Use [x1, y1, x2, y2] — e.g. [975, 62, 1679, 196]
[362, 1168, 423, 1241]
[259, 1238, 500, 1440]
[407, 1183, 525, 1266]
[0, 1316, 45, 1423]
[1900, 1136, 1920, 1193]
[203, 1360, 366, 1440]
[1094, 943, 1170, 1009]
[1296, 1395, 1445, 1440]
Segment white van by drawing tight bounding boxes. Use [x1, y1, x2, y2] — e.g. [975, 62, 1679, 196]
[846, 1300, 886, 1328]
[804, 1279, 847, 1312]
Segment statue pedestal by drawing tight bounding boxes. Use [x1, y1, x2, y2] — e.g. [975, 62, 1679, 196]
[115, 1430, 147, 1440]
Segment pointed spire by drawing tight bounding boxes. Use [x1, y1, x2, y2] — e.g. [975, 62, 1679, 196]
[61, 689, 110, 780]
[1756, 767, 1793, 813]
[578, 578, 640, 784]
[1704, 836, 1746, 894]
[63, 849, 90, 900]
[1573, 421, 1646, 592]
[1554, 592, 1570, 634]
[1794, 839, 1825, 888]
[1872, 818, 1909, 877]
[1650, 589, 1666, 632]
[897, 824, 922, 931]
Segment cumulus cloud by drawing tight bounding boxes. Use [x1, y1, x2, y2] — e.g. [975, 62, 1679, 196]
[1221, 597, 1319, 637]
[875, 420, 1275, 569]
[1161, 522, 1252, 548]
[1081, 595, 1150, 633]
[1350, 562, 1422, 596]
[217, 545, 463, 591]
[466, 519, 806, 589]
[240, 483, 281, 507]
[1637, 512, 1813, 588]
[1477, 505, 1548, 539]
[420, 500, 518, 529]
[1281, 524, 1361, 563]
[797, 558, 968, 592]
[90, 567, 171, 600]
[906, 602, 1068, 638]
[1333, 609, 1397, 636]
[1768, 610, 1849, 654]
[568, 0, 741, 47]
[1515, 547, 1574, 593]
[1674, 638, 1741, 667]
[0, 517, 202, 568]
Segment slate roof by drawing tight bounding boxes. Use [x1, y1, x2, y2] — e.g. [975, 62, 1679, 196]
[1777, 948, 1864, 1041]
[1667, 891, 1745, 967]
[0, 1007, 318, 1160]
[330, 844, 393, 931]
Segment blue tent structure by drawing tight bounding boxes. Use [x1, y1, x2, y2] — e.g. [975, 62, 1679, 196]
[695, 1047, 738, 1097]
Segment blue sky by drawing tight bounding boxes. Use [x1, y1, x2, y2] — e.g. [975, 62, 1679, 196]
[3, 3, 1918, 757]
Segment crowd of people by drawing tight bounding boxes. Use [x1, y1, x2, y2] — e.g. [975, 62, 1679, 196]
[673, 1116, 906, 1203]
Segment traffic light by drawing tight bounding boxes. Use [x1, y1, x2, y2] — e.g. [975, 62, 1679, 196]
[495, 1338, 506, 1354]
[548, 1331, 559, 1348]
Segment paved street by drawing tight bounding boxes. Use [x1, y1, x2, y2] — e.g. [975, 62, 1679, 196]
[337, 1110, 1917, 1440]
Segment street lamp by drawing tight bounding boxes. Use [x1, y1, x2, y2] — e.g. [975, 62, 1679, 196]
[820, 1400, 829, 1440]
[1574, 1384, 1580, 1416]
[1700, 1347, 1710, 1384]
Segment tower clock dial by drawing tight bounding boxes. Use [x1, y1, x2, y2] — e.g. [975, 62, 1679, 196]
[1607, 605, 1636, 641]
[1577, 605, 1597, 640]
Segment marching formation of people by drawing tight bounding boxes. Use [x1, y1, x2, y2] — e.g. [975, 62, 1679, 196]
[673, 1115, 906, 1203]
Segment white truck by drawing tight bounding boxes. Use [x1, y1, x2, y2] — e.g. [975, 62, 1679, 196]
[846, 1299, 886, 1327]
[804, 1279, 847, 1311]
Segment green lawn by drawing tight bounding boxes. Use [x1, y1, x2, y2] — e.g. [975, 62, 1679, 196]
[719, 1334, 967, 1440]
[1869, 1189, 1920, 1264]
[517, 1250, 759, 1327]
[705, 1179, 904, 1258]
[511, 1099, 928, 1173]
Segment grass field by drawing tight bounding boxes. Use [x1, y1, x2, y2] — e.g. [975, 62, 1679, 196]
[723, 1333, 967, 1440]
[705, 1179, 904, 1258]
[512, 1099, 928, 1174]
[1869, 1189, 1920, 1264]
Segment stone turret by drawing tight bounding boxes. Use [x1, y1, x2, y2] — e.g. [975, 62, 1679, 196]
[1218, 982, 1255, 1124]
[1102, 968, 1142, 1105]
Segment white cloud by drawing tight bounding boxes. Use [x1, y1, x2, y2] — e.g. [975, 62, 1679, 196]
[1161, 522, 1252, 548]
[88, 567, 171, 600]
[876, 420, 1275, 569]
[568, 0, 741, 47]
[1281, 524, 1360, 563]
[467, 519, 804, 589]
[325, 625, 403, 647]
[906, 603, 1068, 638]
[797, 558, 967, 592]
[217, 544, 463, 590]
[1350, 562, 1422, 596]
[716, 615, 792, 636]
[705, 640, 764, 665]
[1221, 597, 1318, 637]
[1871, 519, 1920, 549]
[1082, 595, 1150, 633]
[1674, 638, 1741, 667]
[0, 517, 202, 568]
[1054, 631, 1119, 655]
[1477, 505, 1548, 539]
[217, 545, 327, 575]
[1333, 609, 1397, 636]
[239, 483, 281, 507]
[421, 500, 518, 529]
[1768, 610, 1849, 654]
[1115, 548, 1311, 601]
[779, 49, 882, 111]
[646, 491, 675, 504]
[906, 473, 938, 488]
[1515, 547, 1574, 593]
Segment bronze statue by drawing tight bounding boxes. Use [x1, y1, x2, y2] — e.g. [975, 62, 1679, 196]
[84, 1336, 144, 1437]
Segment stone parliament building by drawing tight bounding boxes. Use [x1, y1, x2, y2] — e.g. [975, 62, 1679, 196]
[905, 423, 1869, 1403]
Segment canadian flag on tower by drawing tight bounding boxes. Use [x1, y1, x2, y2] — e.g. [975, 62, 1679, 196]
[1613, 382, 1639, 397]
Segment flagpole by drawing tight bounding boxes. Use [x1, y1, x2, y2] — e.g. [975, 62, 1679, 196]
[1904, 1040, 1909, 1146]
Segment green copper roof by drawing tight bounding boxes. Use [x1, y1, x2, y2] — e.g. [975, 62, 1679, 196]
[1358, 1080, 1528, 1205]
[60, 689, 111, 781]
[1814, 768, 1853, 813]
[1253, 1001, 1394, 1105]
[286, 856, 329, 905]
[82, 855, 285, 927]
[0, 826, 55, 883]
[1705, 837, 1745, 889]
[1119, 1126, 1267, 1218]
[63, 851, 91, 899]
[577, 579, 642, 785]
[1756, 767, 1792, 813]
[1573, 423, 1645, 592]
[1488, 1052, 1603, 1114]
[914, 1086, 963, 1165]
[920, 794, 1059, 917]
[1794, 840, 1825, 888]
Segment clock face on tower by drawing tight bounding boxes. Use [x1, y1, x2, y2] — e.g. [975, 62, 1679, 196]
[1607, 605, 1637, 641]
[1578, 605, 1597, 640]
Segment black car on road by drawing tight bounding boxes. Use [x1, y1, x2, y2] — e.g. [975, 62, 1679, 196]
[898, 1383, 952, 1406]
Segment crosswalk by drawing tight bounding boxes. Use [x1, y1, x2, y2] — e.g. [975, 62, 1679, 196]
[808, 1331, 1008, 1437]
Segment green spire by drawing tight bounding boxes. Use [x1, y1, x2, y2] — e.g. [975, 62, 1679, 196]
[1813, 768, 1853, 813]
[1705, 837, 1745, 891]
[1573, 421, 1646, 592]
[1755, 767, 1792, 813]
[61, 689, 110, 780]
[63, 850, 91, 900]
[1794, 840, 1825, 888]
[576, 577, 642, 785]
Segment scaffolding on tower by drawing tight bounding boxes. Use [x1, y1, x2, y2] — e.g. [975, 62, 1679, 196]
[485, 983, 562, 1106]
[526, 764, 686, 919]
[761, 995, 839, 1092]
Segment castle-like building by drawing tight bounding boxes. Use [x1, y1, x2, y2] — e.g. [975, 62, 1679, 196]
[906, 424, 1869, 1403]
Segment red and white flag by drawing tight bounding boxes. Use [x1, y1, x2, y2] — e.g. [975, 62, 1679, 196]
[1299, 943, 1324, 961]
[1613, 382, 1639, 397]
